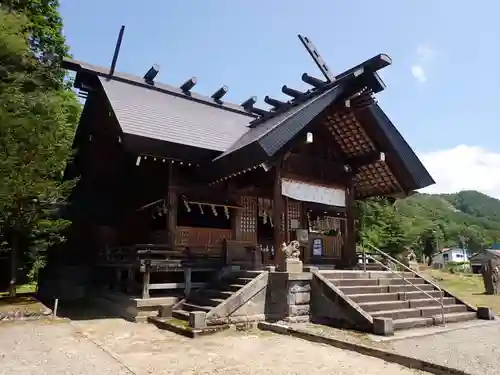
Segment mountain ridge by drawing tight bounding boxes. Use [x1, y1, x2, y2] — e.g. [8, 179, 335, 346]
[393, 190, 500, 252]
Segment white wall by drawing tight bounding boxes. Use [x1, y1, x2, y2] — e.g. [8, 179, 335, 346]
[432, 249, 469, 268]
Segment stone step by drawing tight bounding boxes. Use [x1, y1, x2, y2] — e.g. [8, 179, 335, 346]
[182, 303, 212, 313]
[392, 316, 433, 330]
[371, 304, 468, 320]
[236, 270, 263, 278]
[172, 309, 189, 321]
[320, 271, 415, 279]
[349, 290, 444, 303]
[226, 283, 246, 292]
[149, 316, 230, 338]
[393, 312, 477, 330]
[330, 277, 426, 287]
[420, 304, 468, 317]
[202, 289, 234, 299]
[341, 283, 435, 295]
[188, 297, 225, 307]
[408, 297, 455, 309]
[231, 277, 254, 284]
[359, 297, 455, 312]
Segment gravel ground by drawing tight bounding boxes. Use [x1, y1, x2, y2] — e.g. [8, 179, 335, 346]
[391, 321, 500, 375]
[0, 319, 429, 375]
[294, 320, 500, 375]
[0, 321, 131, 375]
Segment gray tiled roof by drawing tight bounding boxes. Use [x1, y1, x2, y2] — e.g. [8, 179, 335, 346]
[214, 84, 344, 161]
[99, 77, 254, 152]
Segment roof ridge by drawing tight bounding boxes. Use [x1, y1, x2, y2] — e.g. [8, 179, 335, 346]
[63, 58, 258, 119]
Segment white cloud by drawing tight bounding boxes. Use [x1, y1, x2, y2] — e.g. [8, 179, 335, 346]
[418, 145, 500, 199]
[411, 44, 435, 83]
[411, 65, 426, 83]
[416, 45, 436, 62]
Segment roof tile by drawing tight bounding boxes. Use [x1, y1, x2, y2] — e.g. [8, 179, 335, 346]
[99, 77, 254, 152]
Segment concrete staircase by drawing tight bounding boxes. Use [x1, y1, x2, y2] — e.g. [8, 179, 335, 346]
[149, 270, 263, 337]
[172, 271, 260, 321]
[321, 270, 479, 331]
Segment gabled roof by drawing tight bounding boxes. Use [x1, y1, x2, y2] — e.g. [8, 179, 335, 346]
[63, 53, 435, 197]
[99, 77, 252, 152]
[64, 59, 257, 153]
[209, 83, 350, 178]
[208, 68, 435, 195]
[469, 249, 500, 261]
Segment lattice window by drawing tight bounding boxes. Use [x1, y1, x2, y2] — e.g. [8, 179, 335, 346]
[240, 196, 257, 232]
[287, 200, 301, 231]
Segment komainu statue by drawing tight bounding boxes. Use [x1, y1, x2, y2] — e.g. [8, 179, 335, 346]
[481, 258, 500, 295]
[281, 241, 301, 260]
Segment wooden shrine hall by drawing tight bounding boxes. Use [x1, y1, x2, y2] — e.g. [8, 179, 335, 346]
[59, 31, 434, 299]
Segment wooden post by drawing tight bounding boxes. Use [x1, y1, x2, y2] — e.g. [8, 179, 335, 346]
[8, 234, 17, 297]
[114, 268, 122, 291]
[126, 267, 134, 293]
[344, 182, 357, 268]
[184, 267, 192, 297]
[141, 263, 151, 299]
[273, 165, 284, 269]
[284, 196, 290, 244]
[167, 163, 178, 248]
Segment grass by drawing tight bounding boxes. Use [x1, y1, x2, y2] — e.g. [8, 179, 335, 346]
[0, 283, 46, 315]
[421, 268, 500, 313]
[0, 283, 37, 297]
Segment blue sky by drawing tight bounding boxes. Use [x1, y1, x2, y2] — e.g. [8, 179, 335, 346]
[59, 1, 500, 197]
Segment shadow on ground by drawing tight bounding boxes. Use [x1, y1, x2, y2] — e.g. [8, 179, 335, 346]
[42, 298, 121, 321]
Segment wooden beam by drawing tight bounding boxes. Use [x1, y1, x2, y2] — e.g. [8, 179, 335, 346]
[273, 164, 284, 269]
[141, 266, 150, 298]
[284, 196, 290, 243]
[167, 163, 178, 248]
[346, 151, 384, 170]
[344, 181, 357, 267]
[148, 282, 206, 290]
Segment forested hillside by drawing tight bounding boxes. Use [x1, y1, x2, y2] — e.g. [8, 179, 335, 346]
[358, 190, 500, 259]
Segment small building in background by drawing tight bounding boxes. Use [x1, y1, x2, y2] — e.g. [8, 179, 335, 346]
[432, 247, 470, 269]
[469, 249, 500, 274]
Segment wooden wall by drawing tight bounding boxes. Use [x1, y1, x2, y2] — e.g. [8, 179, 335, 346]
[175, 226, 233, 246]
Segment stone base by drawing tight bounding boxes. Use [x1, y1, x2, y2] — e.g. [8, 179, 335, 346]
[477, 306, 495, 320]
[283, 259, 303, 273]
[189, 311, 207, 329]
[373, 317, 394, 336]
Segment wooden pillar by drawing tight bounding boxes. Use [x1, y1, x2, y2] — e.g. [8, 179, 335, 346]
[184, 267, 192, 297]
[141, 263, 150, 299]
[273, 165, 284, 269]
[167, 163, 177, 248]
[126, 267, 135, 293]
[344, 182, 357, 268]
[229, 184, 242, 242]
[114, 268, 122, 291]
[284, 196, 290, 243]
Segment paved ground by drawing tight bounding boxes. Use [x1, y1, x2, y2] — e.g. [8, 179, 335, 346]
[294, 320, 500, 375]
[391, 322, 500, 375]
[0, 319, 429, 375]
[0, 320, 130, 375]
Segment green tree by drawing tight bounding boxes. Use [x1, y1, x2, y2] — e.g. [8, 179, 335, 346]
[1, 0, 69, 86]
[357, 197, 410, 256]
[419, 228, 438, 265]
[0, 8, 80, 295]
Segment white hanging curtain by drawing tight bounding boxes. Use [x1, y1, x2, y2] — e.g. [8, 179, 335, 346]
[281, 178, 346, 207]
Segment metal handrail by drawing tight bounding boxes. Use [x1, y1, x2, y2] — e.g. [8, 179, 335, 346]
[364, 243, 445, 292]
[362, 243, 445, 326]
